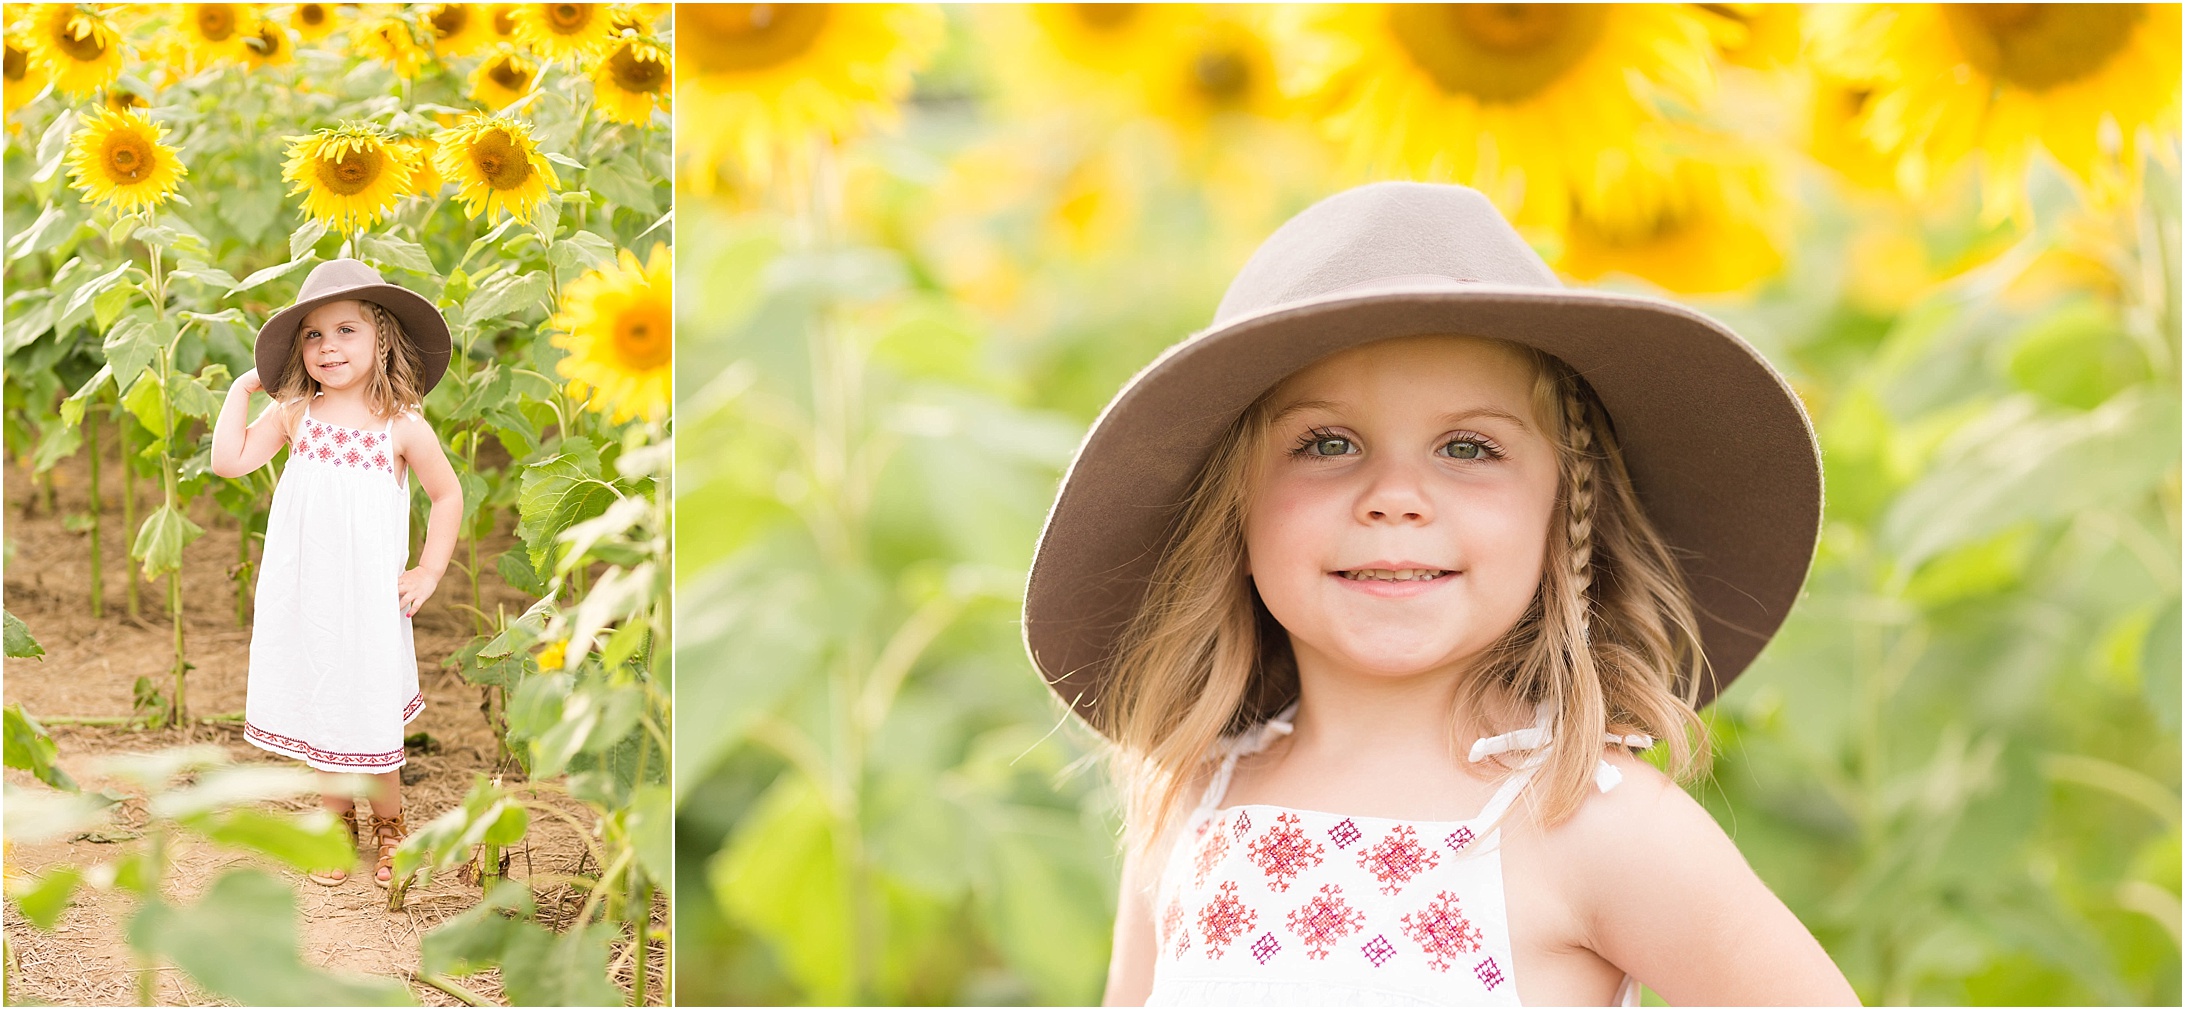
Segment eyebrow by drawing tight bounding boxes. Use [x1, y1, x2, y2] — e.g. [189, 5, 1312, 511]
[1267, 399, 1534, 433]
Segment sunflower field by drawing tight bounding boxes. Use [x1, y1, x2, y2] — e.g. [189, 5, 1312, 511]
[678, 4, 2180, 1005]
[4, 3, 671, 1005]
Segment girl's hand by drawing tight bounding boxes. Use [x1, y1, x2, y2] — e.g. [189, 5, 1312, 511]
[235, 368, 264, 395]
[396, 567, 440, 618]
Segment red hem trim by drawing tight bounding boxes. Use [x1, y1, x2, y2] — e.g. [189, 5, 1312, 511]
[244, 692, 425, 771]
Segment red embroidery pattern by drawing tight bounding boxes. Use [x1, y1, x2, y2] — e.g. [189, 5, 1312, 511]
[1161, 896, 1190, 959]
[1193, 819, 1231, 887]
[1361, 933, 1398, 968]
[1358, 824, 1441, 895]
[1197, 881, 1257, 959]
[1328, 817, 1363, 849]
[1247, 812, 1325, 892]
[292, 419, 395, 475]
[1249, 932, 1281, 965]
[1474, 957, 1505, 990]
[1399, 890, 1484, 972]
[1232, 809, 1252, 840]
[1445, 826, 1477, 852]
[243, 690, 424, 770]
[1286, 883, 1366, 960]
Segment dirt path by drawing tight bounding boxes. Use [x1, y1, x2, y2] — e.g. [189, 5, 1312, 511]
[3, 446, 664, 1004]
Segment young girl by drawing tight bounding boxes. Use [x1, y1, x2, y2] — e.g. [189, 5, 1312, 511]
[210, 258, 460, 889]
[1023, 183, 1860, 1005]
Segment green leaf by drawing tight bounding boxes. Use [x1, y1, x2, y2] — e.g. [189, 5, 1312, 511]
[59, 365, 112, 428]
[547, 229, 617, 279]
[419, 881, 533, 976]
[4, 295, 57, 353]
[462, 269, 552, 325]
[121, 369, 167, 440]
[1, 783, 116, 843]
[527, 680, 643, 778]
[2144, 599, 2180, 732]
[359, 233, 437, 277]
[2, 612, 45, 659]
[517, 453, 621, 572]
[542, 151, 585, 172]
[6, 204, 68, 264]
[627, 784, 672, 888]
[168, 372, 222, 420]
[712, 775, 856, 1003]
[393, 784, 530, 880]
[133, 504, 206, 580]
[586, 158, 658, 215]
[9, 866, 82, 929]
[4, 704, 73, 789]
[30, 420, 81, 474]
[497, 548, 550, 597]
[102, 314, 160, 391]
[167, 259, 241, 291]
[230, 255, 317, 295]
[92, 281, 134, 330]
[186, 808, 353, 874]
[150, 765, 320, 820]
[57, 259, 136, 333]
[126, 870, 414, 1006]
[498, 920, 623, 1006]
[290, 218, 329, 262]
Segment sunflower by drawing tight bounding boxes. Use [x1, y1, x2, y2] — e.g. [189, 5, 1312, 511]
[1805, 78, 1900, 192]
[289, 1, 338, 42]
[103, 85, 147, 112]
[987, 5, 1287, 129]
[1557, 145, 1784, 295]
[22, 3, 123, 99]
[591, 34, 667, 125]
[434, 110, 559, 223]
[607, 2, 653, 39]
[350, 12, 430, 79]
[486, 2, 519, 41]
[425, 3, 496, 57]
[509, 3, 612, 63]
[281, 123, 418, 233]
[5, 31, 50, 118]
[1281, 4, 1721, 229]
[675, 3, 944, 195]
[469, 46, 538, 110]
[66, 105, 189, 214]
[550, 242, 670, 424]
[178, 4, 251, 67]
[401, 134, 444, 194]
[1811, 4, 2182, 223]
[241, 14, 293, 68]
[1704, 3, 1800, 72]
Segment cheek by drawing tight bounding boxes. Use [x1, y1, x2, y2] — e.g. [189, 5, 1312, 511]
[1242, 472, 1338, 581]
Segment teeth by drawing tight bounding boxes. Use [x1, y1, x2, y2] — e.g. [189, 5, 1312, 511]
[1342, 568, 1448, 582]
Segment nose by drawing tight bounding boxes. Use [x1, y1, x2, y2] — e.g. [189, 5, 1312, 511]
[1355, 454, 1433, 525]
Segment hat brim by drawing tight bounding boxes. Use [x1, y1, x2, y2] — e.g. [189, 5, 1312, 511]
[1024, 279, 1823, 732]
[255, 283, 453, 396]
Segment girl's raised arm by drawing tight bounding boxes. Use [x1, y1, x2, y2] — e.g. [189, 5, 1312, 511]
[210, 368, 291, 479]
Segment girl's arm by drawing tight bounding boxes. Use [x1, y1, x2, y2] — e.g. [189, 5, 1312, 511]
[209, 369, 291, 479]
[393, 412, 462, 618]
[1103, 839, 1161, 1007]
[1570, 754, 1861, 1005]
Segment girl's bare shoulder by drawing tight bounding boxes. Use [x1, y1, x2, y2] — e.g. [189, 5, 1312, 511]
[1528, 747, 1746, 907]
[388, 407, 437, 441]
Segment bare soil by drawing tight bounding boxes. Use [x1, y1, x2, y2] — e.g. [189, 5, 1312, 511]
[2, 444, 666, 1005]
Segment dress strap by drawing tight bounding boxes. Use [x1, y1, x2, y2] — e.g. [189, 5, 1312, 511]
[1465, 703, 1644, 834]
[1193, 701, 1298, 815]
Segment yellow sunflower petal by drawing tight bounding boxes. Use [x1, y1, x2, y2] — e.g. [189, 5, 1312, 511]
[24, 3, 124, 99]
[425, 3, 498, 57]
[469, 46, 540, 111]
[242, 16, 295, 68]
[282, 122, 419, 233]
[433, 110, 560, 224]
[549, 242, 671, 424]
[591, 34, 668, 125]
[350, 12, 431, 80]
[1557, 145, 1785, 295]
[66, 105, 189, 214]
[177, 3, 252, 68]
[290, 2, 341, 42]
[509, 2, 613, 63]
[5, 30, 52, 118]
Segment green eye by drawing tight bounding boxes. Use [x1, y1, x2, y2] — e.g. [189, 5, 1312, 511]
[1442, 440, 1483, 459]
[1311, 436, 1352, 456]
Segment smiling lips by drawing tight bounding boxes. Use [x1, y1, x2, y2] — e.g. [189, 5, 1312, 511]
[1330, 565, 1456, 596]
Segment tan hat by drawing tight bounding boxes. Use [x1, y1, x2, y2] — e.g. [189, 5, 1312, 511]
[254, 258, 453, 395]
[1023, 181, 1822, 731]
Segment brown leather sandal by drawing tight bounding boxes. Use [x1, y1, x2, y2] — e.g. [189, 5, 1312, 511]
[370, 811, 408, 889]
[308, 806, 362, 887]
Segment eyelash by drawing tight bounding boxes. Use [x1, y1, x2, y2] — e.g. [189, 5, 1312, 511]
[1286, 427, 1507, 461]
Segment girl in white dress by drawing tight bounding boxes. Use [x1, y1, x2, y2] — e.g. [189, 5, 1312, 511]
[211, 258, 460, 889]
[1022, 184, 1860, 1005]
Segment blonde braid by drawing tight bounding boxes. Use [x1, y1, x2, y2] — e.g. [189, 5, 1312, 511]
[1561, 380, 1599, 649]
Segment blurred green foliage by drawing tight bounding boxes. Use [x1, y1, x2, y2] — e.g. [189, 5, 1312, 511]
[676, 9, 2180, 1006]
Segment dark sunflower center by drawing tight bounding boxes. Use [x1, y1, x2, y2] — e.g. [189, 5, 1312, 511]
[1072, 3, 1139, 31]
[607, 45, 665, 93]
[685, 3, 829, 74]
[299, 4, 326, 26]
[5, 43, 26, 81]
[54, 18, 109, 62]
[197, 5, 237, 41]
[104, 132, 152, 182]
[1192, 47, 1251, 104]
[432, 5, 469, 38]
[1389, 4, 1608, 104]
[1942, 3, 2143, 90]
[488, 56, 534, 89]
[108, 88, 144, 110]
[494, 6, 517, 35]
[471, 129, 533, 189]
[246, 23, 283, 56]
[316, 147, 384, 195]
[547, 3, 592, 33]
[614, 306, 670, 370]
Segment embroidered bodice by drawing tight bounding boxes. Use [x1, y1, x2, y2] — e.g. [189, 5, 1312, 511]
[1145, 705, 1643, 1007]
[290, 401, 398, 479]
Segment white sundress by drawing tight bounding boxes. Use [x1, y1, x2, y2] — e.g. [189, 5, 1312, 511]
[243, 397, 423, 773]
[1146, 704, 1643, 1007]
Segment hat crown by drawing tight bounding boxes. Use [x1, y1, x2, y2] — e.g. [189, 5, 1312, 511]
[1212, 182, 1562, 327]
[296, 258, 389, 301]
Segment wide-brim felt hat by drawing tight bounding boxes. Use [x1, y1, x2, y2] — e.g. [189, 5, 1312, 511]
[1023, 181, 1822, 734]
[255, 258, 452, 395]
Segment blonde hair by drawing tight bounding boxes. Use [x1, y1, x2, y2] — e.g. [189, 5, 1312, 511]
[271, 298, 426, 424]
[1104, 338, 1711, 852]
